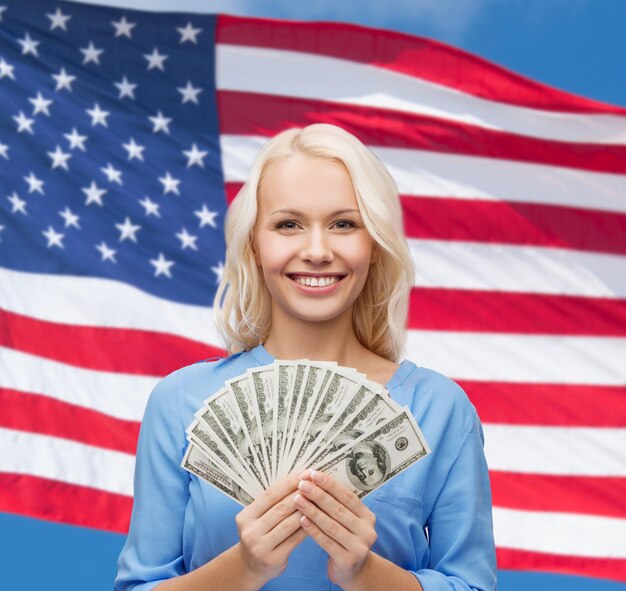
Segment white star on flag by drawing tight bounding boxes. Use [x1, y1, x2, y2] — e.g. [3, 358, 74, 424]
[59, 207, 80, 228]
[150, 252, 174, 277]
[47, 8, 71, 31]
[52, 67, 76, 91]
[0, 142, 9, 159]
[86, 103, 109, 127]
[183, 143, 208, 167]
[211, 260, 224, 283]
[64, 128, 87, 151]
[122, 138, 145, 161]
[194, 204, 218, 228]
[114, 76, 137, 99]
[29, 92, 53, 116]
[82, 181, 107, 206]
[18, 33, 40, 56]
[139, 196, 160, 217]
[8, 192, 27, 214]
[115, 216, 141, 242]
[158, 171, 180, 195]
[177, 81, 202, 104]
[0, 6, 7, 21]
[24, 172, 44, 194]
[101, 163, 123, 185]
[96, 241, 117, 263]
[14, 111, 35, 134]
[42, 226, 65, 248]
[143, 47, 168, 70]
[80, 41, 104, 65]
[111, 16, 136, 38]
[47, 145, 72, 170]
[0, 57, 15, 79]
[177, 22, 202, 43]
[148, 110, 171, 134]
[175, 227, 199, 250]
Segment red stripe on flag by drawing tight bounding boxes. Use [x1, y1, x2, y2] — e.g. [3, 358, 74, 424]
[460, 381, 626, 427]
[497, 548, 626, 582]
[409, 289, 626, 336]
[0, 473, 132, 534]
[0, 388, 140, 454]
[491, 472, 626, 519]
[218, 90, 626, 174]
[225, 182, 626, 256]
[402, 197, 626, 256]
[0, 308, 223, 375]
[216, 16, 626, 115]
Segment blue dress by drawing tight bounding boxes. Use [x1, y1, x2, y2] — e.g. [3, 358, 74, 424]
[115, 344, 497, 591]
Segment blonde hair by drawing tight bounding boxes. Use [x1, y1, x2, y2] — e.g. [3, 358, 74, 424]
[213, 124, 415, 362]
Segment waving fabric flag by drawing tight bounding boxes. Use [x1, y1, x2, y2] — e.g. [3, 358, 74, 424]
[1, 0, 625, 583]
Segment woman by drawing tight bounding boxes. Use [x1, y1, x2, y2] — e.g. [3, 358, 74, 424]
[115, 124, 497, 591]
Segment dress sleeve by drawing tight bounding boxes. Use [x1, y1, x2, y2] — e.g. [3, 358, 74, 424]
[114, 369, 190, 591]
[411, 411, 497, 591]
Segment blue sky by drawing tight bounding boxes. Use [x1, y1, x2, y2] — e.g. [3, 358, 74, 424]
[2, 1, 625, 590]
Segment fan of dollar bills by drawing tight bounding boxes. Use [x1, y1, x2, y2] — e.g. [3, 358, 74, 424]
[181, 359, 431, 506]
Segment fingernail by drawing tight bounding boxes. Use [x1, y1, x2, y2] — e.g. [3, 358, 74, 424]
[311, 470, 325, 484]
[299, 468, 312, 480]
[294, 493, 308, 507]
[300, 515, 311, 528]
[298, 480, 314, 493]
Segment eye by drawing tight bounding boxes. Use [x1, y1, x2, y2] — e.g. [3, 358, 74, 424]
[334, 220, 357, 230]
[275, 220, 300, 230]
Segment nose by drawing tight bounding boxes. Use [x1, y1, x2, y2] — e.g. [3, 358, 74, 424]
[299, 226, 334, 265]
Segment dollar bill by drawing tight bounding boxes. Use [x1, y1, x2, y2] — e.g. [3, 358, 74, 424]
[225, 374, 271, 487]
[312, 407, 431, 498]
[188, 417, 263, 496]
[307, 389, 401, 467]
[246, 364, 276, 481]
[181, 442, 255, 506]
[204, 386, 267, 490]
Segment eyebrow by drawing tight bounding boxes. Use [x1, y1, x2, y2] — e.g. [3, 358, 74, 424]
[270, 208, 361, 216]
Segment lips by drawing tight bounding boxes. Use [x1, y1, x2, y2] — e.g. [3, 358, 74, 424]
[286, 273, 346, 288]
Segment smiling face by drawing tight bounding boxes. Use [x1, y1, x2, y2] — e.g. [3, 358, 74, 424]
[252, 153, 376, 328]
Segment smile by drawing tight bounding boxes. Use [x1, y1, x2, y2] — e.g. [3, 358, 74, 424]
[287, 274, 346, 290]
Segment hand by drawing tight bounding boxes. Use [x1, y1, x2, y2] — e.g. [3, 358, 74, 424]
[235, 472, 308, 587]
[294, 469, 377, 589]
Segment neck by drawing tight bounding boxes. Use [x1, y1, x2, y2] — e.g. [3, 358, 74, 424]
[262, 305, 368, 366]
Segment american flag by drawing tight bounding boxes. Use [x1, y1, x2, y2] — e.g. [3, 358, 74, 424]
[1, 0, 625, 583]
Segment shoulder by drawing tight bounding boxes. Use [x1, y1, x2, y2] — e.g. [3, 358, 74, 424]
[395, 362, 478, 440]
[141, 348, 260, 425]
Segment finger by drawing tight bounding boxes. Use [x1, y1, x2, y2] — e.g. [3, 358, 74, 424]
[303, 470, 372, 520]
[297, 479, 364, 536]
[265, 509, 305, 550]
[273, 525, 308, 561]
[294, 493, 354, 551]
[243, 471, 301, 519]
[255, 489, 301, 534]
[299, 513, 347, 560]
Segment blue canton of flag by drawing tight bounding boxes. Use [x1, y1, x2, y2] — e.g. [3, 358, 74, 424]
[0, 0, 226, 306]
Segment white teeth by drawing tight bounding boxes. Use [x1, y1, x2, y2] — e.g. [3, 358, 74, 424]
[292, 275, 341, 287]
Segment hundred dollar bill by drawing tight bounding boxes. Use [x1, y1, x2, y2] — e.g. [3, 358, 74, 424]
[181, 442, 255, 506]
[312, 407, 431, 498]
[225, 374, 271, 487]
[187, 417, 263, 496]
[246, 364, 276, 481]
[294, 381, 390, 472]
[286, 368, 364, 474]
[306, 389, 401, 467]
[279, 363, 331, 478]
[204, 386, 267, 490]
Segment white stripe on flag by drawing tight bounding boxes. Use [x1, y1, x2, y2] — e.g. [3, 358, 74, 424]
[221, 135, 626, 215]
[216, 45, 626, 145]
[493, 507, 626, 558]
[0, 428, 135, 496]
[405, 331, 626, 385]
[0, 347, 157, 421]
[484, 425, 626, 477]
